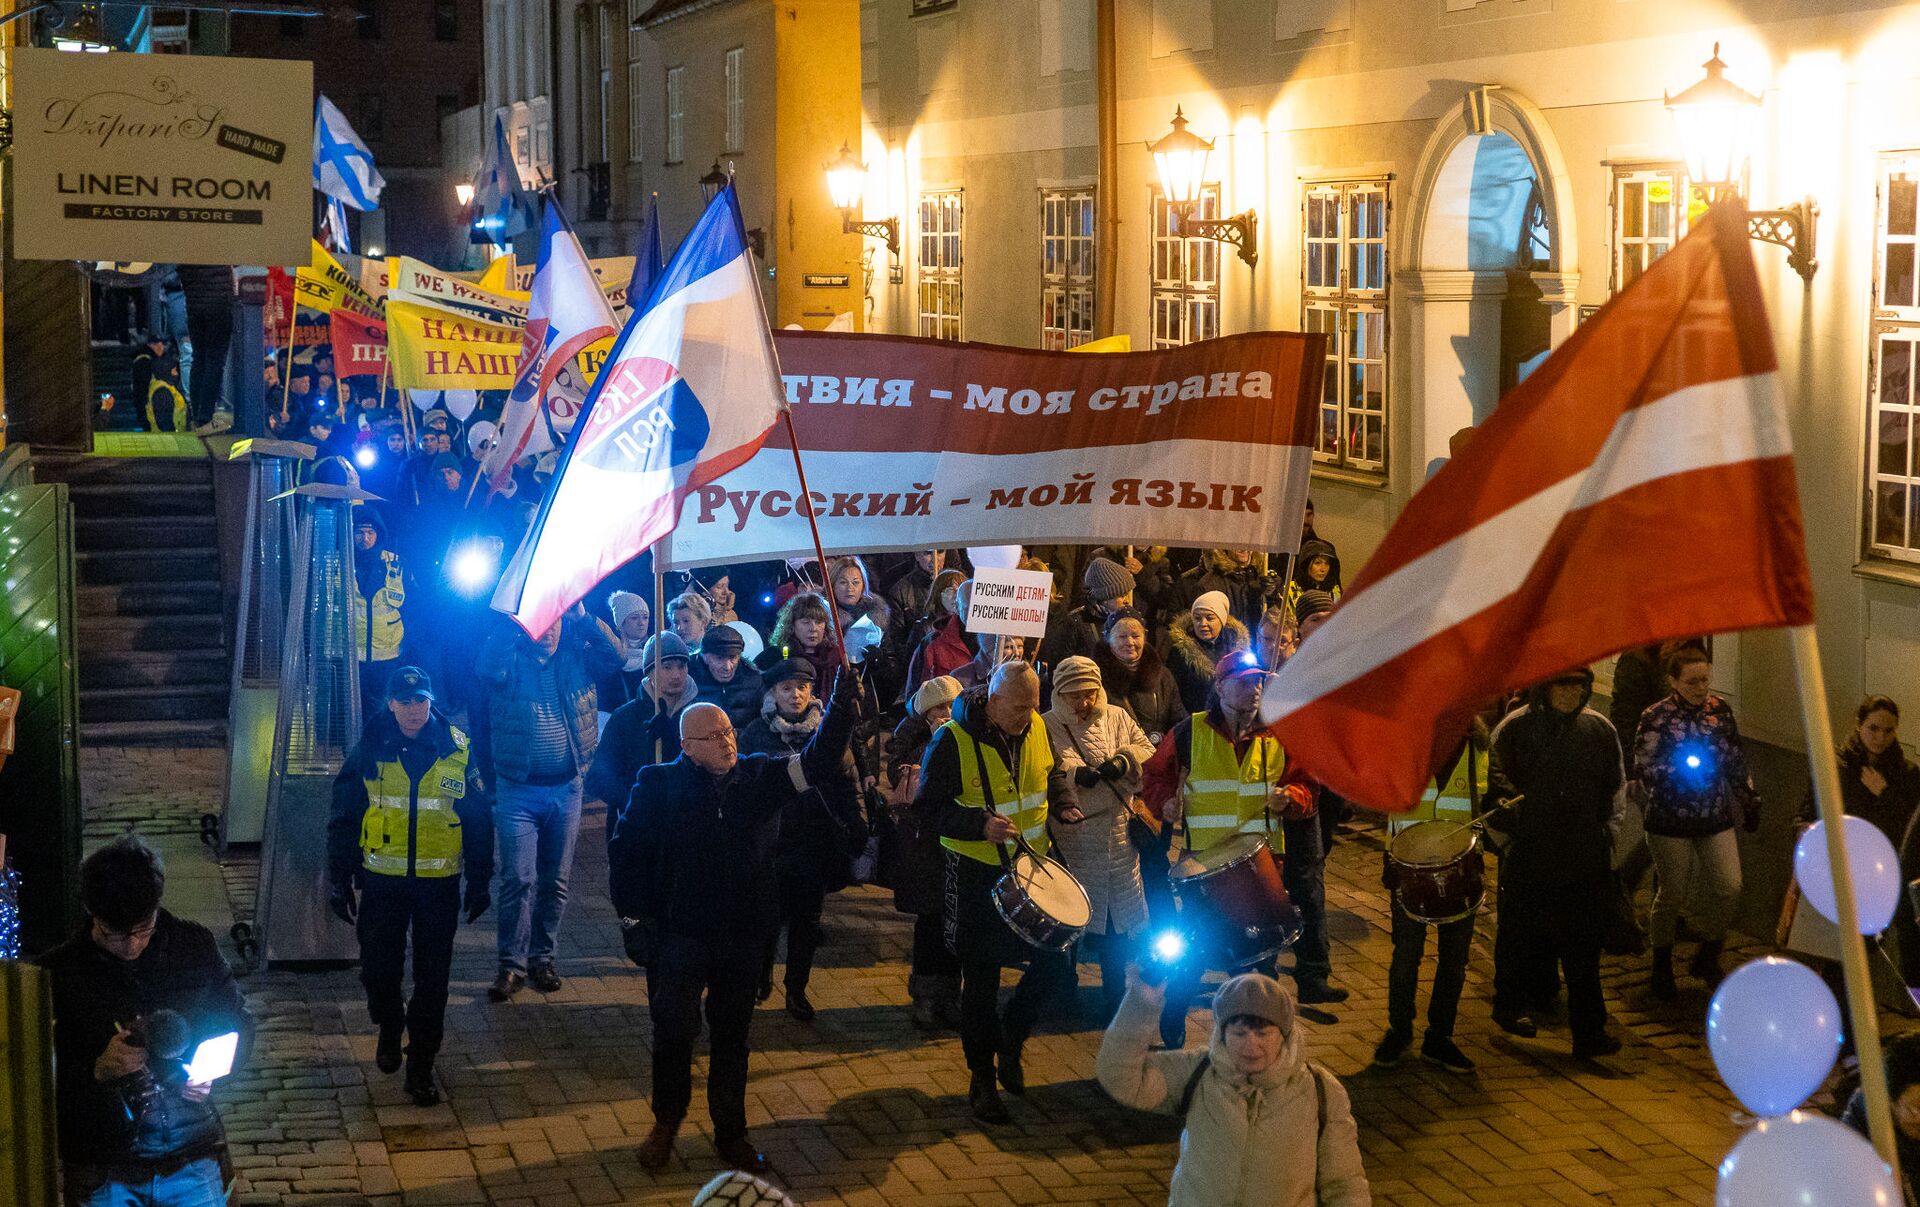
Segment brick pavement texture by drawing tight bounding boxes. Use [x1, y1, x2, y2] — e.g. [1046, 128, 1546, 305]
[77, 745, 1776, 1206]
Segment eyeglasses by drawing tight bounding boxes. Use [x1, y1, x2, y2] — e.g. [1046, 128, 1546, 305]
[96, 918, 159, 942]
[686, 731, 737, 747]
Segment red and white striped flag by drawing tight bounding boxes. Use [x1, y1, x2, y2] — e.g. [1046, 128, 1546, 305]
[1259, 202, 1815, 811]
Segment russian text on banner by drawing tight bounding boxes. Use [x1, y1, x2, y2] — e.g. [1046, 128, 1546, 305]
[656, 328, 1322, 568]
[386, 301, 520, 390]
[1257, 201, 1815, 813]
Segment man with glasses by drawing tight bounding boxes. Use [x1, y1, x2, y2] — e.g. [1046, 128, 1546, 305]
[608, 666, 862, 1176]
[41, 836, 253, 1205]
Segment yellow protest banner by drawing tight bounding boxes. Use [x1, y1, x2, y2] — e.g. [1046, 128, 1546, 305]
[478, 254, 518, 294]
[292, 273, 337, 312]
[386, 300, 521, 390]
[1071, 335, 1131, 353]
[308, 241, 382, 316]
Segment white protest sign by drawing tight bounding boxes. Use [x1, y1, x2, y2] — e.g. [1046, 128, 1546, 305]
[964, 567, 1054, 638]
[11, 48, 312, 265]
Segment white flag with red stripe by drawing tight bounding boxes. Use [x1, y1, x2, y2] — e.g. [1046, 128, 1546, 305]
[1259, 202, 1815, 811]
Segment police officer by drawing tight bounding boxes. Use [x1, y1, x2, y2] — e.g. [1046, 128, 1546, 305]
[352, 510, 408, 718]
[328, 666, 492, 1106]
[1140, 653, 1315, 1046]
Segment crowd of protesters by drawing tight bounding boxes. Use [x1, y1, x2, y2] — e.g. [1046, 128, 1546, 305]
[57, 426, 1920, 1202]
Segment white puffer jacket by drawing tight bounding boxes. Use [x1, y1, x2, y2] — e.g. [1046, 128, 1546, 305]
[1044, 694, 1154, 936]
[1097, 985, 1371, 1207]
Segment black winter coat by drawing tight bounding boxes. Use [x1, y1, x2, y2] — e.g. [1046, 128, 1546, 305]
[608, 690, 857, 942]
[1486, 681, 1624, 902]
[40, 912, 253, 1166]
[740, 703, 869, 892]
[691, 658, 765, 728]
[1092, 644, 1187, 746]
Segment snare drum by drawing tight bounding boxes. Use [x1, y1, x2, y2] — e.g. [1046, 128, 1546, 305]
[992, 851, 1092, 951]
[1168, 832, 1302, 968]
[1389, 821, 1485, 924]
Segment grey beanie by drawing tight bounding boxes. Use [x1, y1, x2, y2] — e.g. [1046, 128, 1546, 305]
[1081, 556, 1136, 603]
[1212, 972, 1296, 1035]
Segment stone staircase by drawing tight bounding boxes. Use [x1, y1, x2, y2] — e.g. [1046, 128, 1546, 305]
[33, 453, 229, 746]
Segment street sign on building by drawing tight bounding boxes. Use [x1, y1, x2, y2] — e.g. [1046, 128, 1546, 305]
[10, 48, 312, 266]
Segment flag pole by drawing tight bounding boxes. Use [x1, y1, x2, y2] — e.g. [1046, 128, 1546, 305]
[780, 409, 854, 678]
[277, 305, 297, 422]
[652, 545, 665, 766]
[1789, 623, 1898, 1168]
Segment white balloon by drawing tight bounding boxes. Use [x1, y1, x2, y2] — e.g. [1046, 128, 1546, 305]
[1795, 816, 1903, 933]
[442, 389, 480, 420]
[1716, 1112, 1896, 1206]
[1706, 957, 1841, 1116]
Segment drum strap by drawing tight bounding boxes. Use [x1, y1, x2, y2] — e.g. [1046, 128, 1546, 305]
[968, 729, 1013, 871]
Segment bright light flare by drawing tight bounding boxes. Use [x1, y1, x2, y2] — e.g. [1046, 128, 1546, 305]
[1151, 930, 1188, 964]
[451, 544, 499, 596]
[354, 446, 378, 469]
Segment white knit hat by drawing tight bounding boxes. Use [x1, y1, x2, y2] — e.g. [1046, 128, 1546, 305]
[910, 675, 962, 718]
[608, 590, 649, 628]
[1191, 590, 1232, 622]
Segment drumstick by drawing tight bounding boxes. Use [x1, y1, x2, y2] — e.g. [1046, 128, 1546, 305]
[1429, 794, 1521, 844]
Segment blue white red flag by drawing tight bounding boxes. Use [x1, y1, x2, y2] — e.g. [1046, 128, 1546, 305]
[484, 202, 618, 490]
[493, 185, 785, 636]
[628, 193, 665, 314]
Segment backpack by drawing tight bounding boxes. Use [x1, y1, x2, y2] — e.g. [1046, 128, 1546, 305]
[1175, 1051, 1328, 1136]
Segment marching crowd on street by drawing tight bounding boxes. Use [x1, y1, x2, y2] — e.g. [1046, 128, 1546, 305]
[43, 410, 1920, 1203]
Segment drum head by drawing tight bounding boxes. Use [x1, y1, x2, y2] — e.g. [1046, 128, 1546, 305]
[1013, 853, 1091, 927]
[1173, 832, 1269, 880]
[1390, 821, 1478, 866]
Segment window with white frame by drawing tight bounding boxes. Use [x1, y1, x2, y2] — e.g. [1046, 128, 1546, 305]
[1041, 188, 1095, 349]
[1150, 186, 1219, 349]
[664, 65, 683, 164]
[1868, 156, 1920, 561]
[918, 190, 963, 340]
[1301, 181, 1388, 472]
[1610, 165, 1709, 295]
[724, 47, 745, 155]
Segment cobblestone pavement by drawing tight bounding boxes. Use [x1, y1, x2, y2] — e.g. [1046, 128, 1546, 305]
[80, 745, 1777, 1206]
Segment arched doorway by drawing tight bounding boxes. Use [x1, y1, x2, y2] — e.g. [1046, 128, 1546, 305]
[1397, 88, 1580, 486]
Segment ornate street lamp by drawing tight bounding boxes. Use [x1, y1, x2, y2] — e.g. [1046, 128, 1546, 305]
[698, 159, 766, 258]
[1147, 107, 1257, 269]
[1665, 43, 1817, 281]
[824, 142, 900, 257]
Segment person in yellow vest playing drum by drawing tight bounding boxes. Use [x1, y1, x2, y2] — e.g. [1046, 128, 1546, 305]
[1142, 651, 1317, 1048]
[1372, 717, 1491, 1075]
[327, 666, 493, 1107]
[352, 511, 410, 717]
[917, 660, 1085, 1126]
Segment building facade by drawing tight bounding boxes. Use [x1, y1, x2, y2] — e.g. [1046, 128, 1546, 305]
[853, 0, 1920, 752]
[231, 0, 485, 262]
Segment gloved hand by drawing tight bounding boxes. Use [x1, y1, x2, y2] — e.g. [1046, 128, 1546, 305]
[621, 918, 658, 969]
[1074, 765, 1102, 788]
[1095, 754, 1129, 782]
[831, 664, 863, 712]
[328, 883, 358, 926]
[464, 885, 490, 924]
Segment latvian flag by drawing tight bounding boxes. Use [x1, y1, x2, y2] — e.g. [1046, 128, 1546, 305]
[1260, 201, 1815, 811]
[493, 184, 785, 637]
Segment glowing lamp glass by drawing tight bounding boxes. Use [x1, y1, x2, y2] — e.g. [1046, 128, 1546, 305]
[1665, 45, 1762, 191]
[824, 142, 866, 212]
[1149, 108, 1214, 208]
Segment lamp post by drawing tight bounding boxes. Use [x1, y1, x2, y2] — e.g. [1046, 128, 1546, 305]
[824, 142, 900, 257]
[1147, 107, 1257, 268]
[1665, 43, 1817, 281]
[698, 159, 766, 258]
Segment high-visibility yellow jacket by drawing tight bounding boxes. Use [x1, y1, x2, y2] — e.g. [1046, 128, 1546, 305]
[1183, 716, 1286, 855]
[940, 714, 1056, 866]
[354, 549, 406, 664]
[328, 714, 488, 886]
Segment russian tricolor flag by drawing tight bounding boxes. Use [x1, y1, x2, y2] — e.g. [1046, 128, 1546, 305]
[493, 185, 785, 636]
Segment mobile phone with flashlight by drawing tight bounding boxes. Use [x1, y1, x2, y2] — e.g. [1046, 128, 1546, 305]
[1140, 927, 1190, 987]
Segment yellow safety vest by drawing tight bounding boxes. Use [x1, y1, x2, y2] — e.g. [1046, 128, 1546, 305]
[359, 727, 470, 878]
[353, 549, 406, 664]
[940, 716, 1055, 866]
[1391, 745, 1489, 836]
[1183, 716, 1286, 854]
[145, 377, 187, 433]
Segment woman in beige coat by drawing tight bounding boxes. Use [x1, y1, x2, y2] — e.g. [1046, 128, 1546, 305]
[1099, 969, 1371, 1207]
[1045, 655, 1155, 1019]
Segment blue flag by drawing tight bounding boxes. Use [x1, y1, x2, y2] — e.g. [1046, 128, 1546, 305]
[472, 115, 537, 244]
[628, 194, 666, 309]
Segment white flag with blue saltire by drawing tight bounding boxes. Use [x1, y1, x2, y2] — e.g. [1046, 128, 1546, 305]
[312, 94, 386, 212]
[473, 115, 537, 244]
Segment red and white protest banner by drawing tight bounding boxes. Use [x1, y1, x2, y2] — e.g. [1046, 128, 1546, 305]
[657, 330, 1322, 568]
[329, 307, 387, 378]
